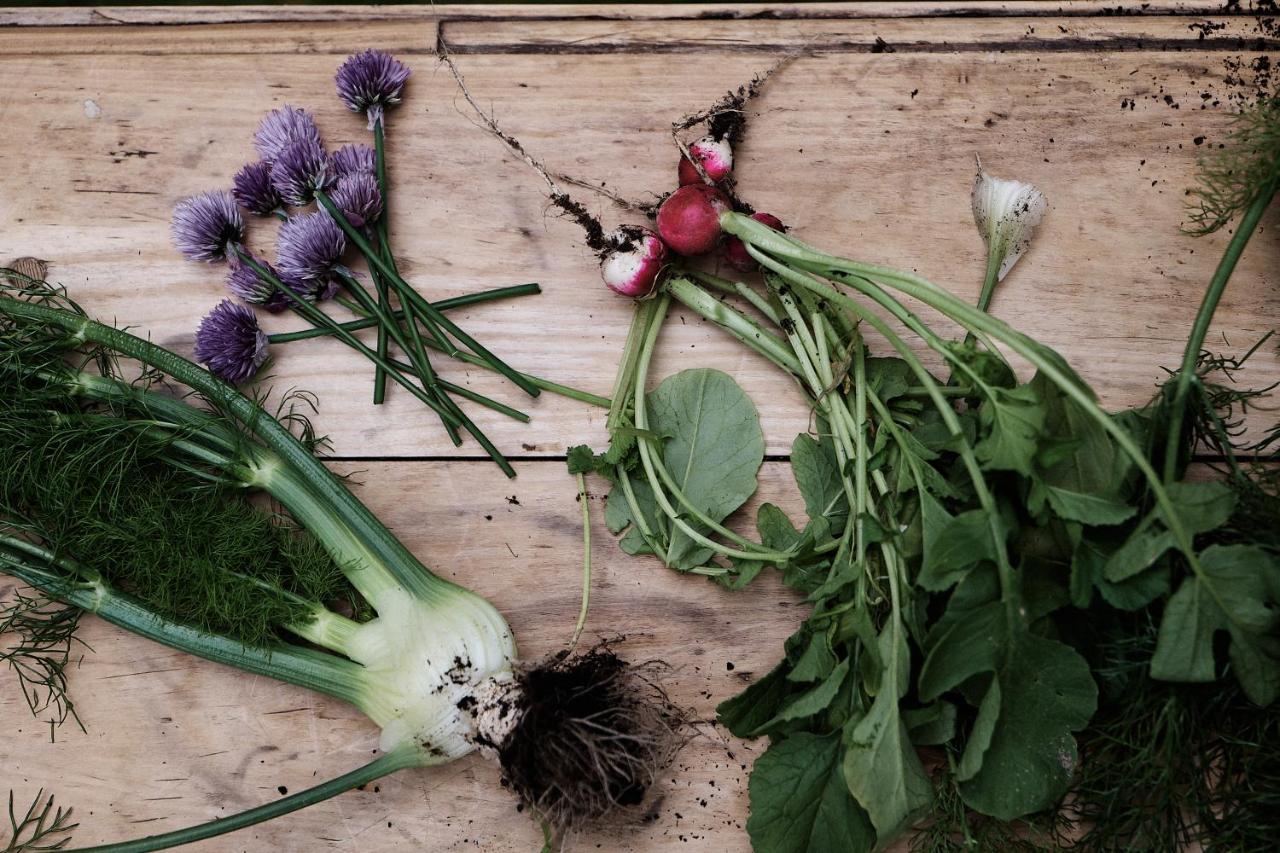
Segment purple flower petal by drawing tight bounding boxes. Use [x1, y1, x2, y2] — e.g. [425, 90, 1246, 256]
[276, 211, 346, 284]
[194, 299, 268, 384]
[332, 143, 377, 178]
[172, 191, 244, 262]
[335, 50, 411, 128]
[232, 161, 284, 217]
[225, 255, 314, 312]
[254, 105, 323, 164]
[329, 171, 382, 228]
[270, 139, 331, 207]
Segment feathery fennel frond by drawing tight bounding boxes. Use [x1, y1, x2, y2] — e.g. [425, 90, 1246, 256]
[1, 789, 76, 853]
[0, 589, 83, 734]
[1186, 97, 1280, 235]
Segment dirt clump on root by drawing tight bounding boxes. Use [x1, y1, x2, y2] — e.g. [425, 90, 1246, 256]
[497, 647, 688, 833]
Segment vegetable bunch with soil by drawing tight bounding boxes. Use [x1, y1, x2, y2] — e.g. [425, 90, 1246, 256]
[447, 54, 1280, 851]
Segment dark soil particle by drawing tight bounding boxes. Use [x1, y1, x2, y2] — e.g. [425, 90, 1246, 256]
[497, 648, 686, 834]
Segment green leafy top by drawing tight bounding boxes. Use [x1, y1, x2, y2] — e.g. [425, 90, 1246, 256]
[1185, 96, 1280, 235]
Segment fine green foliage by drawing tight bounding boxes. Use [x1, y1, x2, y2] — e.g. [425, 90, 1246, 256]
[0, 393, 360, 649]
[1185, 96, 1280, 235]
[1066, 610, 1280, 850]
[2, 789, 76, 853]
[0, 591, 83, 735]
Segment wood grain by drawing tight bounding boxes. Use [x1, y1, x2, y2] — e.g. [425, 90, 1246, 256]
[1, 3, 1275, 459]
[1, 4, 1277, 852]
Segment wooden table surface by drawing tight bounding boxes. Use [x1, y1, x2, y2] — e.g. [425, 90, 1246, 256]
[2, 3, 1277, 851]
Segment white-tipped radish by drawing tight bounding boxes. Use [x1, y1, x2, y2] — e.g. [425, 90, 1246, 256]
[678, 135, 734, 186]
[601, 227, 669, 299]
[722, 212, 785, 272]
[656, 184, 732, 257]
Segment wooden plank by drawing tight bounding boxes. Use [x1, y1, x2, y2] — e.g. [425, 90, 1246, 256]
[441, 14, 1276, 53]
[1, 4, 1275, 462]
[0, 3, 1248, 28]
[2, 460, 810, 852]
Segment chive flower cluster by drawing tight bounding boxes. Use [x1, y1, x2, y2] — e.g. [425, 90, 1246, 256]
[171, 50, 541, 477]
[173, 55, 410, 383]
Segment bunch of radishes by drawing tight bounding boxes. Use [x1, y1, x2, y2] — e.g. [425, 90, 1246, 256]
[600, 135, 784, 298]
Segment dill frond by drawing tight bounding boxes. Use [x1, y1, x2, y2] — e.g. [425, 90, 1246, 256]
[0, 590, 83, 735]
[1185, 97, 1280, 235]
[1, 789, 76, 853]
[1069, 610, 1280, 851]
[0, 280, 364, 649]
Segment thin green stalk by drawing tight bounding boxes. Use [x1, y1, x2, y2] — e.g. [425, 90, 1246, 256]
[569, 472, 591, 651]
[371, 266, 391, 405]
[976, 248, 1003, 315]
[315, 191, 540, 398]
[1161, 177, 1279, 481]
[630, 296, 795, 564]
[236, 251, 463, 431]
[75, 744, 428, 853]
[0, 543, 367, 707]
[728, 213, 1212, 561]
[268, 284, 542, 344]
[664, 276, 801, 376]
[607, 299, 660, 433]
[368, 120, 392, 402]
[687, 270, 784, 326]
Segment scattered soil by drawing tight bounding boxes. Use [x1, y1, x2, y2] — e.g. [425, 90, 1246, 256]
[496, 647, 688, 834]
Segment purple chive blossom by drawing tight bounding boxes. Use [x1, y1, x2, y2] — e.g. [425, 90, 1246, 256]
[331, 143, 377, 178]
[232, 161, 284, 216]
[335, 50, 411, 129]
[171, 191, 244, 262]
[225, 257, 311, 313]
[254, 105, 323, 164]
[194, 299, 269, 384]
[270, 139, 332, 207]
[276, 211, 346, 285]
[329, 171, 382, 228]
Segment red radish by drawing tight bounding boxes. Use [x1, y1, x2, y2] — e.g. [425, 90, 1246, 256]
[677, 135, 734, 186]
[601, 226, 668, 299]
[722, 212, 785, 272]
[656, 184, 732, 256]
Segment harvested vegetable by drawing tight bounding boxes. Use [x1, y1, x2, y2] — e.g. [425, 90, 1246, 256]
[176, 50, 552, 478]
[0, 275, 684, 852]
[448, 56, 1279, 851]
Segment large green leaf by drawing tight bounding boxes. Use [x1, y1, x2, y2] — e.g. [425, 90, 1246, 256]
[646, 368, 766, 569]
[842, 623, 932, 840]
[791, 433, 849, 530]
[920, 603, 1097, 820]
[747, 733, 876, 853]
[718, 662, 792, 738]
[755, 658, 850, 733]
[1043, 486, 1136, 526]
[1105, 482, 1238, 582]
[918, 502, 999, 591]
[1150, 544, 1280, 705]
[974, 383, 1047, 477]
